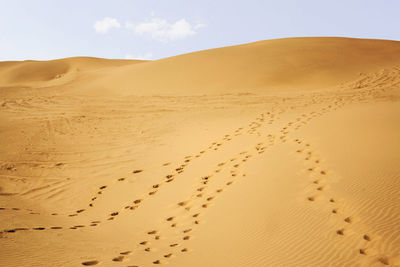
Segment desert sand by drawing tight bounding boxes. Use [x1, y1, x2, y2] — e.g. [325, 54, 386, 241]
[0, 37, 400, 266]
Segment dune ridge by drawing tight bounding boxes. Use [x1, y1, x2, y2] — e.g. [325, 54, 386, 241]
[0, 37, 400, 266]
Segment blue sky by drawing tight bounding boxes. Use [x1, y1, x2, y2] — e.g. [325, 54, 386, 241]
[1, 0, 399, 61]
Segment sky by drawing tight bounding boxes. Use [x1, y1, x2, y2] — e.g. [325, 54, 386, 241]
[0, 0, 399, 61]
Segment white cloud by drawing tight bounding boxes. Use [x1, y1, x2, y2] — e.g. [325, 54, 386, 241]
[125, 52, 153, 60]
[194, 23, 206, 29]
[126, 18, 205, 42]
[94, 17, 121, 34]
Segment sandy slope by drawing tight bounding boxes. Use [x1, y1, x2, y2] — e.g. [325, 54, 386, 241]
[0, 37, 400, 267]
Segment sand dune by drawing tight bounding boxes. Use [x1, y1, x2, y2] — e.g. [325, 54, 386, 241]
[0, 57, 143, 89]
[0, 37, 400, 266]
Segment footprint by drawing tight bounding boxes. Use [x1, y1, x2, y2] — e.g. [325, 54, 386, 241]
[13, 227, 29, 231]
[153, 260, 161, 264]
[183, 229, 192, 233]
[378, 257, 390, 265]
[50, 226, 63, 229]
[178, 201, 187, 207]
[359, 249, 367, 255]
[164, 253, 173, 258]
[120, 251, 132, 255]
[33, 227, 45, 230]
[112, 256, 124, 262]
[307, 196, 315, 201]
[181, 248, 188, 252]
[133, 170, 143, 174]
[148, 230, 157, 235]
[166, 217, 174, 221]
[82, 260, 99, 266]
[363, 234, 371, 241]
[183, 236, 190, 240]
[133, 199, 142, 204]
[170, 243, 178, 247]
[344, 217, 352, 223]
[336, 229, 344, 235]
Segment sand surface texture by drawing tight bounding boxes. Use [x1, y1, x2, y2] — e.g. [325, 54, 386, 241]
[1, 37, 400, 266]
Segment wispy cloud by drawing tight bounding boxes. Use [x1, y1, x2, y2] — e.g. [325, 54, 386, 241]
[126, 18, 206, 42]
[94, 17, 121, 34]
[125, 52, 153, 60]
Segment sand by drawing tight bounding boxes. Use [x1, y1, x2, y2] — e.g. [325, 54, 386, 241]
[0, 37, 399, 266]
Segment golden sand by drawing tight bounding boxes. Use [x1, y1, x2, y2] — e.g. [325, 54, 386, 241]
[0, 37, 399, 266]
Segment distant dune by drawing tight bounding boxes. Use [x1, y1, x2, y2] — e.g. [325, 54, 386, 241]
[1, 37, 400, 95]
[0, 57, 144, 88]
[1, 37, 400, 266]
